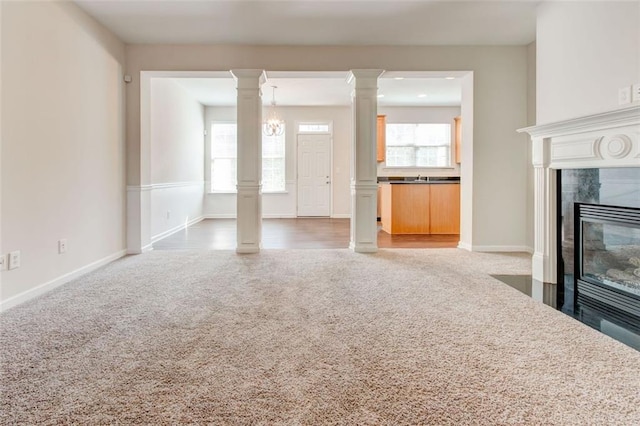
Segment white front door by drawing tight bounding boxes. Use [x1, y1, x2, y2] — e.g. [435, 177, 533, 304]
[297, 134, 331, 217]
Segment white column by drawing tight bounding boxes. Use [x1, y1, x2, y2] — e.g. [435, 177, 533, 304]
[347, 69, 384, 253]
[531, 136, 557, 301]
[231, 70, 266, 254]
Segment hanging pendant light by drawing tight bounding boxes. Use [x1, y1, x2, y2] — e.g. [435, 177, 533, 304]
[263, 85, 285, 137]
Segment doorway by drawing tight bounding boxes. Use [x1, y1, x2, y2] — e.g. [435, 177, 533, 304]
[297, 134, 332, 217]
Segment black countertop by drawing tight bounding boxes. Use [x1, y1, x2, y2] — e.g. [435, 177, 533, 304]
[378, 176, 460, 184]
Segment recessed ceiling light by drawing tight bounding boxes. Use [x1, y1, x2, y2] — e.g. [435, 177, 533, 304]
[377, 94, 385, 98]
[394, 77, 404, 80]
[417, 94, 427, 98]
[445, 77, 455, 80]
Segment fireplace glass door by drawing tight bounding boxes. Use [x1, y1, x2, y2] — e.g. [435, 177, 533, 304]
[581, 221, 640, 296]
[575, 203, 640, 322]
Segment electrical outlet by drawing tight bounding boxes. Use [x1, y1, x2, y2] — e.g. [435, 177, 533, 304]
[58, 239, 67, 254]
[0, 254, 6, 271]
[632, 83, 640, 103]
[618, 86, 631, 105]
[8, 251, 21, 270]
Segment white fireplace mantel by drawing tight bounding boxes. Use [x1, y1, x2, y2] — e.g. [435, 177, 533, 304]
[518, 104, 640, 301]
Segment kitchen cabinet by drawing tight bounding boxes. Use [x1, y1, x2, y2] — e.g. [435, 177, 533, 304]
[429, 184, 461, 234]
[381, 183, 430, 234]
[454, 116, 461, 164]
[377, 115, 386, 162]
[380, 182, 460, 235]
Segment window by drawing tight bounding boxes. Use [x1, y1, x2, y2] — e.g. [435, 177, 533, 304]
[298, 123, 330, 133]
[210, 123, 286, 192]
[385, 123, 451, 168]
[262, 131, 286, 192]
[211, 123, 237, 192]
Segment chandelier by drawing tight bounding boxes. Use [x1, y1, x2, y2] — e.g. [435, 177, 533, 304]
[263, 85, 285, 137]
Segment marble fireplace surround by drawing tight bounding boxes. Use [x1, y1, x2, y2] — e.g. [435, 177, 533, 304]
[518, 105, 640, 302]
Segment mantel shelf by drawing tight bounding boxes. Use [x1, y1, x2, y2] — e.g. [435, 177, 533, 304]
[518, 104, 640, 139]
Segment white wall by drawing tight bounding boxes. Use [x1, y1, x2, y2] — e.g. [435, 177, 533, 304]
[204, 105, 352, 218]
[125, 45, 530, 251]
[459, 73, 474, 250]
[377, 106, 461, 178]
[536, 1, 640, 124]
[149, 78, 204, 241]
[1, 1, 126, 307]
[526, 41, 536, 251]
[0, 1, 4, 293]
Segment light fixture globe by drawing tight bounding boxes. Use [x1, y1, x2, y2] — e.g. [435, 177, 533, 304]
[263, 85, 285, 137]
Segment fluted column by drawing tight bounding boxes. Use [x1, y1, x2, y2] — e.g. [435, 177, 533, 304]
[231, 70, 266, 254]
[347, 70, 384, 253]
[532, 136, 557, 301]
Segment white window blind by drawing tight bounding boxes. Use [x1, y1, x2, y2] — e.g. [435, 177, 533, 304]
[385, 123, 451, 168]
[210, 123, 286, 192]
[211, 123, 237, 192]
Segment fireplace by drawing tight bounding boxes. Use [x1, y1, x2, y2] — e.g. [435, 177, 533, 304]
[574, 203, 640, 325]
[518, 105, 640, 349]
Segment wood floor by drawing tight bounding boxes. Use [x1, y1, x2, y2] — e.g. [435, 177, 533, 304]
[153, 218, 459, 250]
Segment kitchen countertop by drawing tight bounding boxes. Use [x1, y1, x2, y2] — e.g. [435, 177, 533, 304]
[378, 177, 460, 184]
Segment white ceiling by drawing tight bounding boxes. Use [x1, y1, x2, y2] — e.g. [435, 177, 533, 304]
[74, 0, 539, 46]
[170, 71, 463, 107]
[75, 0, 530, 106]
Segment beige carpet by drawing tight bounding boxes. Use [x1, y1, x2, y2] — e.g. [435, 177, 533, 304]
[1, 249, 639, 424]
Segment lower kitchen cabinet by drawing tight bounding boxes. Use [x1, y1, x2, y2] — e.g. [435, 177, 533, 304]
[380, 183, 460, 235]
[429, 184, 460, 234]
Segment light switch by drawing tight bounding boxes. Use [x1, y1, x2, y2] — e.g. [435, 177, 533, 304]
[58, 239, 67, 254]
[8, 251, 21, 270]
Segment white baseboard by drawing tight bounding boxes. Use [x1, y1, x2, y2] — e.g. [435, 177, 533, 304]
[151, 216, 204, 243]
[203, 215, 305, 219]
[472, 245, 533, 253]
[349, 242, 378, 253]
[127, 243, 153, 255]
[0, 249, 127, 312]
[457, 242, 472, 251]
[456, 243, 531, 253]
[203, 214, 350, 220]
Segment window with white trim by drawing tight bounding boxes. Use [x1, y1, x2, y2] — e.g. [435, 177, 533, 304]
[262, 130, 286, 192]
[211, 123, 237, 192]
[298, 123, 330, 133]
[210, 122, 286, 192]
[385, 123, 451, 168]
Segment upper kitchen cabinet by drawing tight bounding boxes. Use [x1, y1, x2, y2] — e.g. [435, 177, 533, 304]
[454, 116, 461, 164]
[377, 115, 386, 162]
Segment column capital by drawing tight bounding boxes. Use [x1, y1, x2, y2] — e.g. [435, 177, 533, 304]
[347, 69, 385, 88]
[231, 69, 267, 89]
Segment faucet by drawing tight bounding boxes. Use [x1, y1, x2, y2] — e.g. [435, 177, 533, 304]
[417, 174, 421, 181]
